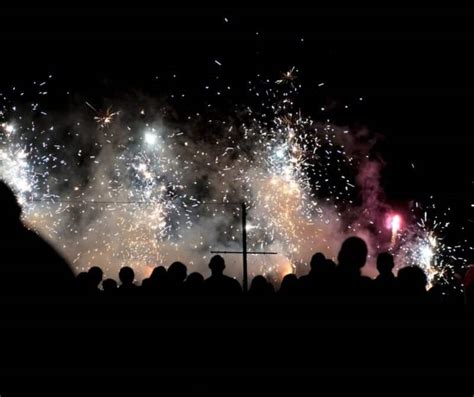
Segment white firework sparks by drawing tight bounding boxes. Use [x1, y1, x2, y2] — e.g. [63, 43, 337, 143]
[0, 72, 470, 285]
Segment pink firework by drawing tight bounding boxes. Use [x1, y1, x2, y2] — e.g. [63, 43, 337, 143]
[386, 214, 402, 246]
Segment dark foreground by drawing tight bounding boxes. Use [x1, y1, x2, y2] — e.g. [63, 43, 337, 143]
[1, 297, 473, 396]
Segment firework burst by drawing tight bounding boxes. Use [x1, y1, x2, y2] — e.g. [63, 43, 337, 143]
[0, 71, 470, 284]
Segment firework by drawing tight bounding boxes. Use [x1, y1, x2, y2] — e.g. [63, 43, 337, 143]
[0, 71, 470, 285]
[386, 213, 402, 247]
[391, 201, 473, 288]
[144, 131, 158, 146]
[276, 66, 296, 85]
[86, 103, 119, 129]
[1, 122, 14, 134]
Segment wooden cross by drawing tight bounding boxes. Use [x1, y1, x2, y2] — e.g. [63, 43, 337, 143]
[211, 202, 277, 292]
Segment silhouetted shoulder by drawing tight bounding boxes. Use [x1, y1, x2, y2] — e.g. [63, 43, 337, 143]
[0, 181, 75, 296]
[2, 227, 75, 295]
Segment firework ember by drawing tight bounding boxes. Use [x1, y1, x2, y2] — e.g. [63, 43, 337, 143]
[387, 213, 402, 247]
[0, 70, 471, 285]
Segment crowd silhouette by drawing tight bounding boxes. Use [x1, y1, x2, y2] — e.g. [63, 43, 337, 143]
[0, 180, 473, 306]
[12, 240, 474, 305]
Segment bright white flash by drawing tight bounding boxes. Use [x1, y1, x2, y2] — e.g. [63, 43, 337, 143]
[275, 148, 285, 159]
[421, 244, 434, 264]
[144, 131, 158, 146]
[2, 123, 14, 133]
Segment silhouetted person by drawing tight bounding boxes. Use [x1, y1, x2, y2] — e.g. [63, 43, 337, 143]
[463, 265, 474, 306]
[248, 275, 273, 297]
[432, 269, 464, 305]
[183, 272, 204, 296]
[86, 266, 103, 296]
[267, 282, 275, 295]
[102, 278, 118, 296]
[373, 252, 396, 296]
[325, 259, 337, 270]
[75, 271, 89, 295]
[118, 266, 138, 297]
[167, 261, 187, 295]
[0, 181, 75, 296]
[141, 266, 168, 296]
[141, 277, 151, 292]
[278, 274, 299, 296]
[335, 236, 372, 297]
[203, 255, 242, 296]
[299, 252, 336, 296]
[427, 279, 444, 304]
[397, 265, 428, 302]
[150, 266, 167, 281]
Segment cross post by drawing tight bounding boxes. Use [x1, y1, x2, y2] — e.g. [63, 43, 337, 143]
[210, 202, 277, 293]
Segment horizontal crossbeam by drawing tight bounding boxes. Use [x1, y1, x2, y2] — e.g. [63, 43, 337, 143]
[210, 250, 277, 255]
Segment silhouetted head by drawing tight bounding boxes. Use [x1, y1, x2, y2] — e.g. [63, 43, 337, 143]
[87, 266, 103, 288]
[249, 275, 268, 295]
[310, 252, 326, 271]
[167, 261, 187, 282]
[463, 265, 474, 290]
[325, 259, 337, 270]
[186, 272, 204, 284]
[397, 265, 427, 295]
[209, 255, 225, 275]
[150, 266, 167, 282]
[376, 252, 395, 276]
[463, 265, 474, 304]
[119, 266, 135, 285]
[337, 236, 368, 270]
[102, 278, 117, 293]
[279, 274, 298, 296]
[0, 181, 22, 224]
[75, 271, 89, 291]
[183, 272, 204, 295]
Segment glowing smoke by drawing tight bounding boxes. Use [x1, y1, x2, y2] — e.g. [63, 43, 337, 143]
[0, 75, 470, 285]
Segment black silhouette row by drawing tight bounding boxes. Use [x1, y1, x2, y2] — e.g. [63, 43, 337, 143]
[0, 180, 473, 303]
[78, 254, 242, 298]
[74, 239, 468, 304]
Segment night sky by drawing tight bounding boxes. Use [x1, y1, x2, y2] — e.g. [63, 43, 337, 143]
[1, 7, 472, 252]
